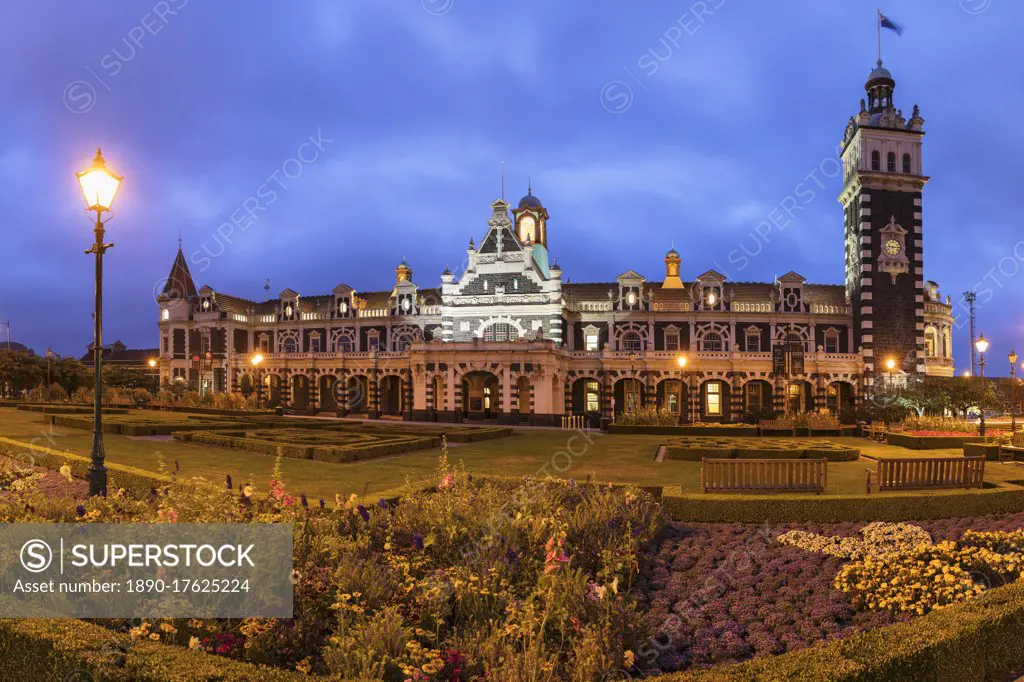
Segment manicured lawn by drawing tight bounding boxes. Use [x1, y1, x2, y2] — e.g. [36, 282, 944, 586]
[2, 407, 1022, 500]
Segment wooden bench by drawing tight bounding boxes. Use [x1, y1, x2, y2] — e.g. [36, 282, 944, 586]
[701, 458, 827, 494]
[866, 456, 985, 493]
[807, 416, 857, 436]
[759, 419, 796, 436]
[863, 420, 886, 440]
[999, 432, 1024, 463]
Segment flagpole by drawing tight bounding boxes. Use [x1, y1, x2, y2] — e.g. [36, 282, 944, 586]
[877, 9, 882, 63]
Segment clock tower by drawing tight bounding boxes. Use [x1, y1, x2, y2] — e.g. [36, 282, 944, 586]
[839, 60, 928, 382]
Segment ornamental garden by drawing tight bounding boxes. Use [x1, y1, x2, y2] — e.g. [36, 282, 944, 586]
[2, 394, 1024, 680]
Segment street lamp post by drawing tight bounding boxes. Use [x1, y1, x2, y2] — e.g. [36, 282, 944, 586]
[371, 348, 380, 419]
[77, 148, 122, 497]
[1010, 350, 1019, 434]
[976, 334, 989, 437]
[676, 355, 687, 425]
[148, 358, 158, 393]
[251, 353, 264, 409]
[885, 357, 896, 390]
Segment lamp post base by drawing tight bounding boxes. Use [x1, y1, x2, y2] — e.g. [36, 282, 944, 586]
[88, 432, 107, 497]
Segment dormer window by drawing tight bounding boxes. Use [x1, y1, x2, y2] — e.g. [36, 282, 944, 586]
[201, 299, 211, 311]
[161, 308, 169, 321]
[626, 291, 637, 306]
[338, 299, 348, 315]
[707, 291, 717, 306]
[401, 298, 411, 313]
[284, 304, 293, 318]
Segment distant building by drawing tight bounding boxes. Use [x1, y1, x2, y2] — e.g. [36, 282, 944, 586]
[155, 59, 954, 424]
[0, 341, 33, 354]
[81, 340, 160, 374]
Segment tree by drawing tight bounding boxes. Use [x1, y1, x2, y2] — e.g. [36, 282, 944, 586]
[0, 350, 43, 396]
[896, 377, 948, 416]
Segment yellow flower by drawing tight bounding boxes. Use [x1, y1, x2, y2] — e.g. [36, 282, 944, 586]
[623, 650, 636, 668]
[188, 636, 201, 650]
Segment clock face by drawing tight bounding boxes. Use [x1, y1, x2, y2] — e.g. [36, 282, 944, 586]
[885, 239, 902, 256]
[519, 215, 536, 242]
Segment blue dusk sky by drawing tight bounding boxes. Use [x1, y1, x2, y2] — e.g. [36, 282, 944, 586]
[1, 1, 1022, 371]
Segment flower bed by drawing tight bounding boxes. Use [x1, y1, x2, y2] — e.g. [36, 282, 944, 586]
[662, 437, 859, 462]
[173, 427, 440, 462]
[642, 511, 1024, 673]
[0, 454, 665, 679]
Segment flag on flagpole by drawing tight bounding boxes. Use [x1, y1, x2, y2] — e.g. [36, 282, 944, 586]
[879, 12, 903, 36]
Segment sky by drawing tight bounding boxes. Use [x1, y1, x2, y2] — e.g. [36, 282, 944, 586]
[1, 0, 1022, 372]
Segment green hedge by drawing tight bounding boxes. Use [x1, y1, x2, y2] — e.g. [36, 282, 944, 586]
[661, 485, 1024, 523]
[886, 433, 989, 450]
[44, 414, 241, 436]
[665, 580, 1024, 681]
[0, 618, 317, 681]
[173, 429, 439, 463]
[662, 437, 859, 462]
[17, 404, 130, 415]
[0, 437, 207, 499]
[964, 442, 1004, 461]
[608, 424, 759, 436]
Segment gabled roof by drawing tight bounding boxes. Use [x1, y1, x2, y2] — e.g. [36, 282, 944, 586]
[777, 271, 806, 284]
[696, 269, 727, 282]
[160, 248, 198, 302]
[616, 269, 645, 281]
[278, 288, 299, 299]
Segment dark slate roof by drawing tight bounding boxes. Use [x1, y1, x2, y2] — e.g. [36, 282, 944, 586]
[161, 248, 198, 302]
[0, 341, 32, 353]
[518, 193, 543, 208]
[478, 227, 522, 254]
[81, 346, 159, 365]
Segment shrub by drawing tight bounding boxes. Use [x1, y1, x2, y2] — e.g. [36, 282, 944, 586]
[616, 407, 679, 426]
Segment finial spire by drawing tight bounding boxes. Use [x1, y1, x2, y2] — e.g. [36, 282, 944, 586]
[528, 176, 532, 195]
[501, 161, 505, 201]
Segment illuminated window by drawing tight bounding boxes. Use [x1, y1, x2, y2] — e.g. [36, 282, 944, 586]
[585, 333, 600, 352]
[585, 380, 600, 412]
[925, 327, 938, 357]
[161, 309, 169, 321]
[705, 382, 722, 416]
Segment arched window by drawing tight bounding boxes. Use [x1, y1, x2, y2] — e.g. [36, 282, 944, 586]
[337, 338, 353, 353]
[902, 153, 912, 174]
[700, 332, 724, 352]
[871, 150, 880, 171]
[282, 338, 298, 354]
[483, 322, 515, 342]
[925, 326, 938, 357]
[887, 152, 896, 172]
[620, 331, 643, 352]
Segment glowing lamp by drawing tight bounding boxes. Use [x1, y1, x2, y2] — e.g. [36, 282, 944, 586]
[76, 148, 122, 213]
[975, 335, 989, 354]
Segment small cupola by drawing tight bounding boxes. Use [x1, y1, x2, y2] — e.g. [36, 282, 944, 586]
[663, 246, 683, 289]
[395, 258, 413, 284]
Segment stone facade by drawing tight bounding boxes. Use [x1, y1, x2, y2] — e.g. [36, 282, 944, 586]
[154, 61, 955, 424]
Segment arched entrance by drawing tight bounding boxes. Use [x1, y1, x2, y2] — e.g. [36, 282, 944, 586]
[291, 374, 310, 411]
[462, 371, 499, 420]
[656, 378, 687, 418]
[516, 376, 531, 414]
[571, 378, 601, 417]
[827, 381, 855, 416]
[265, 374, 282, 408]
[346, 375, 368, 414]
[743, 380, 774, 416]
[239, 374, 254, 398]
[699, 380, 730, 421]
[380, 375, 402, 416]
[785, 379, 813, 415]
[319, 375, 337, 411]
[613, 378, 646, 416]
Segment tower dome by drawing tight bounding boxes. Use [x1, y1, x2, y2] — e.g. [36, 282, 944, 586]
[518, 191, 543, 209]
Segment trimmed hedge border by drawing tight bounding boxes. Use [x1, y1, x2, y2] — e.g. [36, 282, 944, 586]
[886, 432, 989, 450]
[17, 404, 130, 415]
[964, 442, 1004, 461]
[661, 485, 1024, 523]
[0, 618, 318, 681]
[44, 414, 243, 436]
[173, 429, 439, 463]
[0, 437, 208, 499]
[663, 437, 859, 463]
[665, 579, 1024, 681]
[608, 424, 759, 436]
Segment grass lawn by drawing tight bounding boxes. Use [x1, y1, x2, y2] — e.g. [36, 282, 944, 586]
[2, 407, 1022, 501]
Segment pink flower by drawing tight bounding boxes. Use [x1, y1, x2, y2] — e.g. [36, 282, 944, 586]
[282, 495, 296, 507]
[438, 473, 455, 490]
[158, 508, 179, 523]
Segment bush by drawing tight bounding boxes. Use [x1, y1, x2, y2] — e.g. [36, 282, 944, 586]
[616, 407, 680, 426]
[662, 437, 859, 462]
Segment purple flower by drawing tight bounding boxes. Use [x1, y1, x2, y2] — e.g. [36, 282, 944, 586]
[377, 498, 389, 510]
[75, 504, 86, 517]
[412, 532, 424, 551]
[357, 505, 370, 522]
[300, 494, 308, 508]
[226, 474, 233, 490]
[318, 498, 325, 509]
